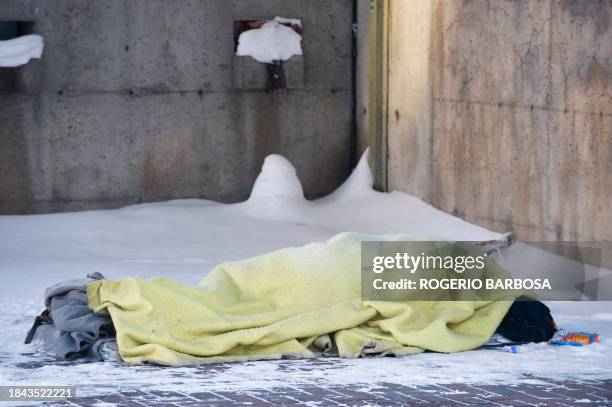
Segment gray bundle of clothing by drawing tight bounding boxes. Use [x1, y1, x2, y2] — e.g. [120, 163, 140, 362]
[25, 272, 120, 362]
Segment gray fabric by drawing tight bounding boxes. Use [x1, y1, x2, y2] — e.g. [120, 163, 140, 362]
[33, 272, 116, 361]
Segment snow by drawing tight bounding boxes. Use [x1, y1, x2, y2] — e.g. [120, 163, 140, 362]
[245, 154, 308, 217]
[0, 34, 44, 67]
[236, 19, 302, 64]
[273, 16, 303, 28]
[0, 150, 610, 397]
[242, 151, 501, 241]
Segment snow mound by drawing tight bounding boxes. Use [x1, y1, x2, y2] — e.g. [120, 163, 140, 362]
[245, 154, 308, 215]
[0, 34, 44, 67]
[240, 150, 501, 241]
[236, 20, 302, 64]
[321, 149, 374, 203]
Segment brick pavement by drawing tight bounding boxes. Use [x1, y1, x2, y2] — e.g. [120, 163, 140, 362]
[39, 359, 610, 407]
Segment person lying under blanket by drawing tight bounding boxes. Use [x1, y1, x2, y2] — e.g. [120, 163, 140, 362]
[24, 233, 557, 365]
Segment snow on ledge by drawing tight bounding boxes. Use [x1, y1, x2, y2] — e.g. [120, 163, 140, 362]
[0, 34, 44, 67]
[273, 16, 302, 29]
[236, 19, 302, 64]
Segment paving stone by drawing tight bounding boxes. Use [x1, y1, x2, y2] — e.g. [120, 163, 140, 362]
[38, 359, 612, 406]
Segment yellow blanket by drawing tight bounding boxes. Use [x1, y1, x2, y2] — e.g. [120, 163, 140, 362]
[87, 233, 517, 365]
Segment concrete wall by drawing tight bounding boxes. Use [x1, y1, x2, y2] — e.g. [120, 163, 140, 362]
[387, 0, 433, 200]
[355, 0, 370, 156]
[0, 0, 354, 214]
[387, 0, 611, 241]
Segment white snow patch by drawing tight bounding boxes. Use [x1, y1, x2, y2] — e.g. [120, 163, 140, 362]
[240, 149, 501, 241]
[0, 34, 44, 67]
[92, 402, 118, 407]
[273, 16, 303, 28]
[319, 150, 374, 203]
[0, 150, 610, 396]
[236, 20, 302, 64]
[244, 154, 309, 218]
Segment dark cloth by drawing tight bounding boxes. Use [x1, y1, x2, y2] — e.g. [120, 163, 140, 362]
[495, 297, 557, 343]
[27, 272, 116, 361]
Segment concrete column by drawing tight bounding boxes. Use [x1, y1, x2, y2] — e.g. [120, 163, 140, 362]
[386, 0, 433, 201]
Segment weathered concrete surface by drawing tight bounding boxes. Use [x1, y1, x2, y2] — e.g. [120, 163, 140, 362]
[355, 0, 370, 157]
[234, 56, 304, 90]
[387, 0, 611, 241]
[0, 0, 354, 214]
[387, 0, 433, 201]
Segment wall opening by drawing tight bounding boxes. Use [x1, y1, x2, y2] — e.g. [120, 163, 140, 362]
[233, 18, 304, 90]
[0, 21, 35, 93]
[0, 21, 34, 40]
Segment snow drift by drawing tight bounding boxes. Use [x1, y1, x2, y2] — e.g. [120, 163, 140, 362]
[242, 150, 501, 241]
[0, 34, 44, 67]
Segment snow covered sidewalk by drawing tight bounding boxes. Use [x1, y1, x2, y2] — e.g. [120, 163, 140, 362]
[6, 356, 612, 406]
[0, 153, 610, 405]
